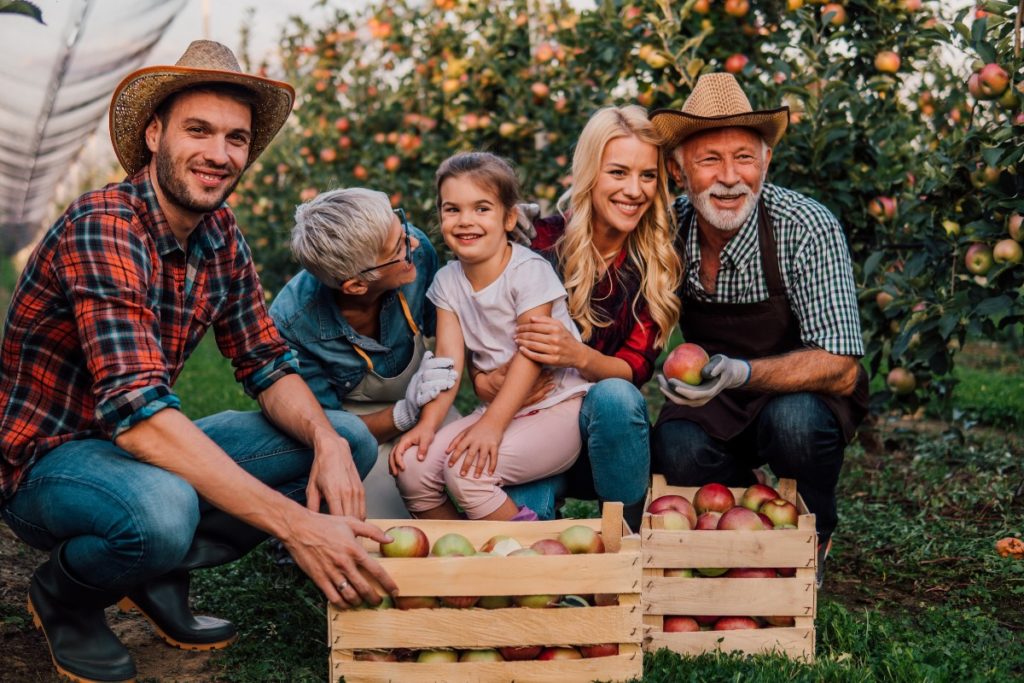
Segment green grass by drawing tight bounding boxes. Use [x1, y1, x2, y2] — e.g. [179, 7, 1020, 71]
[167, 335, 1024, 682]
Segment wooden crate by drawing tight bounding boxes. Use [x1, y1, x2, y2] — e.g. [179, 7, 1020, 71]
[642, 475, 817, 661]
[329, 503, 642, 682]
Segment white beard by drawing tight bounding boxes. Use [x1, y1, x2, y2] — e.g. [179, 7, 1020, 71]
[690, 181, 760, 232]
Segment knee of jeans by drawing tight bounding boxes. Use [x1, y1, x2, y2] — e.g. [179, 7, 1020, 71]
[583, 378, 646, 421]
[759, 394, 841, 466]
[326, 411, 379, 479]
[110, 475, 199, 575]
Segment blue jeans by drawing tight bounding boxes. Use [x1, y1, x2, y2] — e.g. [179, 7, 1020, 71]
[506, 378, 650, 520]
[651, 393, 845, 542]
[0, 409, 376, 590]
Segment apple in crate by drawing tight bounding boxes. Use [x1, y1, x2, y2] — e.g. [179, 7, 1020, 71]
[658, 511, 693, 530]
[580, 643, 619, 658]
[531, 538, 570, 555]
[695, 511, 722, 530]
[664, 616, 700, 632]
[693, 615, 718, 628]
[477, 595, 513, 609]
[665, 568, 694, 578]
[558, 525, 605, 554]
[713, 616, 760, 630]
[647, 494, 698, 529]
[380, 526, 429, 558]
[758, 513, 774, 529]
[509, 548, 561, 607]
[499, 645, 543, 660]
[763, 615, 796, 627]
[739, 483, 779, 512]
[538, 647, 583, 660]
[693, 483, 736, 514]
[432, 532, 476, 557]
[460, 649, 504, 662]
[417, 649, 459, 662]
[395, 596, 439, 610]
[717, 506, 765, 530]
[663, 342, 709, 385]
[480, 534, 522, 555]
[354, 649, 398, 662]
[759, 498, 799, 527]
[724, 567, 777, 578]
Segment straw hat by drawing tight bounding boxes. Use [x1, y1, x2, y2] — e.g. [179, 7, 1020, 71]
[650, 72, 789, 150]
[109, 40, 295, 174]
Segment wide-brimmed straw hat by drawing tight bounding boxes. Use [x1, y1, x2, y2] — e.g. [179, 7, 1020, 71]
[651, 72, 789, 150]
[109, 40, 295, 174]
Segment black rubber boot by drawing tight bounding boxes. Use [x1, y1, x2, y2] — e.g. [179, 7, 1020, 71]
[28, 543, 136, 683]
[118, 509, 268, 650]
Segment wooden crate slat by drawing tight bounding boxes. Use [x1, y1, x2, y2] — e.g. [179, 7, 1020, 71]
[642, 528, 816, 568]
[369, 552, 640, 596]
[332, 604, 640, 649]
[642, 577, 815, 617]
[333, 652, 642, 683]
[645, 626, 814, 660]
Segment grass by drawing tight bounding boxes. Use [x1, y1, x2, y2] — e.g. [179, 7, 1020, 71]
[167, 335, 1024, 682]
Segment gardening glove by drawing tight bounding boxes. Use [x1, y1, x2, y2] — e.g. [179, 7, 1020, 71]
[510, 202, 540, 245]
[657, 354, 751, 408]
[392, 351, 458, 431]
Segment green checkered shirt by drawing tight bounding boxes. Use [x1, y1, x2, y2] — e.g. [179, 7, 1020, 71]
[673, 183, 864, 357]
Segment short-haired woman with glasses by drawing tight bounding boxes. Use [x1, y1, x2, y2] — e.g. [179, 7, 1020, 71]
[269, 188, 459, 518]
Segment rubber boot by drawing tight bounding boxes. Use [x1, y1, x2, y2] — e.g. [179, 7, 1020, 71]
[28, 543, 136, 683]
[118, 509, 268, 650]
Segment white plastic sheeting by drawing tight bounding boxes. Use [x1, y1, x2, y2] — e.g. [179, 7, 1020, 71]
[0, 0, 186, 253]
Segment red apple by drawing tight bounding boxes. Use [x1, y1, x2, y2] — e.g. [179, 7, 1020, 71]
[441, 595, 480, 608]
[713, 616, 760, 630]
[395, 596, 439, 610]
[648, 494, 698, 528]
[499, 645, 543, 660]
[739, 484, 779, 512]
[763, 615, 796, 627]
[776, 566, 797, 577]
[355, 649, 398, 661]
[431, 532, 475, 557]
[381, 526, 430, 558]
[538, 647, 583, 660]
[717, 506, 765, 530]
[558, 525, 605, 554]
[695, 511, 723, 530]
[867, 196, 897, 222]
[822, 3, 846, 25]
[663, 343, 710, 386]
[724, 53, 749, 74]
[968, 73, 985, 99]
[480, 534, 521, 554]
[531, 539, 571, 555]
[664, 616, 701, 632]
[417, 649, 458, 663]
[978, 63, 1010, 98]
[460, 649, 504, 662]
[693, 483, 736, 514]
[658, 511, 693, 530]
[758, 513, 775, 529]
[580, 643, 619, 658]
[593, 593, 620, 606]
[693, 615, 719, 627]
[759, 498, 799, 527]
[993, 239, 1023, 264]
[724, 567, 778, 578]
[874, 51, 900, 73]
[886, 368, 916, 395]
[964, 243, 993, 275]
[723, 0, 749, 17]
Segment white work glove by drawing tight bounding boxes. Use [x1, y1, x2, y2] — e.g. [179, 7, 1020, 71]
[510, 202, 540, 246]
[657, 354, 751, 408]
[392, 351, 458, 431]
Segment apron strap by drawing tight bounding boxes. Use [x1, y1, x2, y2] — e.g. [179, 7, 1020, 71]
[350, 290, 420, 373]
[756, 198, 786, 297]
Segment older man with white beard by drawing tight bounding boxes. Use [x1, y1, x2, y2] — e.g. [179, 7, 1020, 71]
[649, 73, 868, 586]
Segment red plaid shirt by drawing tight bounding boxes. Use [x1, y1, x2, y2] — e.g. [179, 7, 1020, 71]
[533, 216, 661, 387]
[0, 168, 296, 500]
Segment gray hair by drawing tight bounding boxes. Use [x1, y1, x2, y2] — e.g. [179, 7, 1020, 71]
[290, 188, 393, 285]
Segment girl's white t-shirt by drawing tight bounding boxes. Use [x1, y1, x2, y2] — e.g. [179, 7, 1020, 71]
[427, 242, 591, 414]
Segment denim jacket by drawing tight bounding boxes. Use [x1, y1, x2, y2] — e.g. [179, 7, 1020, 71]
[269, 226, 438, 409]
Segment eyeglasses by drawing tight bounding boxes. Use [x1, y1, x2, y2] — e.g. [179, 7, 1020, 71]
[357, 208, 413, 276]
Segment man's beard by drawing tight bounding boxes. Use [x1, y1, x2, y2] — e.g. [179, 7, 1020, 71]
[155, 144, 241, 215]
[690, 180, 761, 232]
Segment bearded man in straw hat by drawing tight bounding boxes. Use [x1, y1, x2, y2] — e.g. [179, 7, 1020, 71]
[650, 73, 869, 585]
[0, 41, 399, 682]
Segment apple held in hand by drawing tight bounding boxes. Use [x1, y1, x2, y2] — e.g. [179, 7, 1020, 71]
[381, 525, 430, 558]
[663, 343, 710, 386]
[694, 483, 736, 514]
[739, 484, 779, 512]
[648, 494, 698, 529]
[759, 498, 799, 527]
[558, 525, 605, 554]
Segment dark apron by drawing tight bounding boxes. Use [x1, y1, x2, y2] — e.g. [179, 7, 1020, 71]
[656, 199, 868, 443]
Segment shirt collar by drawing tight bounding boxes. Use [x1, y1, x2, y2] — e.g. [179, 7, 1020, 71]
[132, 166, 227, 259]
[313, 280, 391, 352]
[676, 192, 762, 270]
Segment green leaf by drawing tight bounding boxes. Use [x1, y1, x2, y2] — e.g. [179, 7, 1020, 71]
[938, 312, 960, 339]
[0, 0, 44, 23]
[973, 295, 1012, 318]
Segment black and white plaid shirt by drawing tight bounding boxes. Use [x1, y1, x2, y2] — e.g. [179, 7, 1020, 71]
[674, 184, 864, 357]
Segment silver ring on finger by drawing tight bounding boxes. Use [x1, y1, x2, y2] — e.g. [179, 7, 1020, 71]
[338, 580, 350, 592]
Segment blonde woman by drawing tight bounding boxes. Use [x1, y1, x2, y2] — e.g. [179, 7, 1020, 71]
[476, 105, 682, 528]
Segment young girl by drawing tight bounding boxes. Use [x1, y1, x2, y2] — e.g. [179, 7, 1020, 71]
[389, 152, 590, 520]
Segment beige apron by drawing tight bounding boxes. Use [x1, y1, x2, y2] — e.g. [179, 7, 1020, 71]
[342, 292, 458, 519]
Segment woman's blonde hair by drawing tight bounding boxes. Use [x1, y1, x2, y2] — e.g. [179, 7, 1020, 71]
[556, 105, 682, 347]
